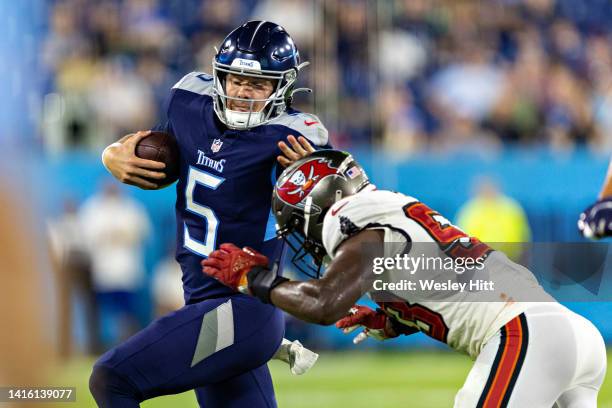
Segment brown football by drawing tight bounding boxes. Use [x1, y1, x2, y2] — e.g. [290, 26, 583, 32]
[135, 131, 180, 187]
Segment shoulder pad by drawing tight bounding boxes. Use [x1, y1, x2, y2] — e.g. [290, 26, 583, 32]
[322, 189, 414, 257]
[172, 72, 214, 96]
[269, 111, 328, 146]
[322, 191, 375, 257]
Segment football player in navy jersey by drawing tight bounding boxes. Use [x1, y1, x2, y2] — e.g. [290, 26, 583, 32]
[95, 21, 329, 407]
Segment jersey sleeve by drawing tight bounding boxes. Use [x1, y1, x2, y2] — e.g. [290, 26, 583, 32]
[269, 110, 330, 148]
[322, 190, 410, 258]
[150, 71, 213, 135]
[171, 71, 215, 96]
[270, 110, 332, 181]
[151, 120, 175, 135]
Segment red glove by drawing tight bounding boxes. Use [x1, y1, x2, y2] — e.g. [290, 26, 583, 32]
[335, 305, 399, 344]
[201, 243, 269, 291]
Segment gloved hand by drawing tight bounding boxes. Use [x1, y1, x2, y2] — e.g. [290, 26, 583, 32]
[578, 197, 612, 239]
[202, 243, 288, 303]
[335, 305, 400, 344]
[201, 243, 269, 292]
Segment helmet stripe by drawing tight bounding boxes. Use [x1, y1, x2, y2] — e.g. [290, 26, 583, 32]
[303, 196, 313, 236]
[249, 20, 267, 48]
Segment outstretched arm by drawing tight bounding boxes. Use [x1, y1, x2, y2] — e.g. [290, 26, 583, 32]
[269, 230, 383, 325]
[202, 229, 384, 325]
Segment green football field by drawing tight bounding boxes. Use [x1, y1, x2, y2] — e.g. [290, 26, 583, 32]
[50, 350, 612, 407]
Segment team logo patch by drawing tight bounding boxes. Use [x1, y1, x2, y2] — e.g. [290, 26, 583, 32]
[211, 139, 223, 153]
[339, 216, 360, 236]
[230, 58, 262, 71]
[277, 158, 340, 206]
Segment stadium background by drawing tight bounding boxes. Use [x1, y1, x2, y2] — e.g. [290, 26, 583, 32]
[2, 0, 612, 406]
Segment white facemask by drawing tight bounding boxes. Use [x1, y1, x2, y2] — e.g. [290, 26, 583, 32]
[224, 109, 266, 129]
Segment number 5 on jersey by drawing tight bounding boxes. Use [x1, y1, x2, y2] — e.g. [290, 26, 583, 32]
[184, 167, 225, 256]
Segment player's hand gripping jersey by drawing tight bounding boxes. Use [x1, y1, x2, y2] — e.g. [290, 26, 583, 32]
[158, 72, 329, 303]
[323, 188, 555, 358]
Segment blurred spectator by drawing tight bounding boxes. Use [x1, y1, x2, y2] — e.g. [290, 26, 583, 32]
[121, 0, 175, 51]
[455, 176, 531, 261]
[378, 29, 428, 85]
[543, 63, 593, 150]
[252, 0, 320, 50]
[587, 35, 612, 150]
[428, 44, 505, 123]
[432, 114, 502, 154]
[136, 51, 177, 109]
[39, 0, 612, 151]
[48, 197, 101, 355]
[42, 1, 90, 75]
[80, 180, 151, 348]
[379, 86, 427, 154]
[483, 35, 546, 144]
[88, 59, 156, 147]
[151, 245, 184, 316]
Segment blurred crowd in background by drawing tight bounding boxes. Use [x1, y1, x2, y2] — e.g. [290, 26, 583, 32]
[26, 0, 612, 354]
[40, 0, 612, 155]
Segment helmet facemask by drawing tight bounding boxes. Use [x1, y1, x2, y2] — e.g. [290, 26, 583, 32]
[275, 200, 329, 279]
[212, 58, 306, 130]
[273, 150, 371, 279]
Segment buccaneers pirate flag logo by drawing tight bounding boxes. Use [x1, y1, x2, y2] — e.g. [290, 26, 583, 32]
[277, 158, 340, 206]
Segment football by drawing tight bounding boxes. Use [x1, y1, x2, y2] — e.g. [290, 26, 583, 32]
[135, 131, 180, 187]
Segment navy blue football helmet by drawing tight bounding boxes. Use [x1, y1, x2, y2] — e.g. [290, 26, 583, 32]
[212, 20, 310, 129]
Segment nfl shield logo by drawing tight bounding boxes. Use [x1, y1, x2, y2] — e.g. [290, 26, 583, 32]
[211, 139, 223, 153]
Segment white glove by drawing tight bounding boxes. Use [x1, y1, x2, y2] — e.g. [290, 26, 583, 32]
[272, 338, 319, 375]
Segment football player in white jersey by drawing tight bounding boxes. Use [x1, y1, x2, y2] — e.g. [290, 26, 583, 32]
[203, 150, 607, 408]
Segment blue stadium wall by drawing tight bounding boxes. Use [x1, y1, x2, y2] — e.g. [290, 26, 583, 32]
[28, 148, 612, 349]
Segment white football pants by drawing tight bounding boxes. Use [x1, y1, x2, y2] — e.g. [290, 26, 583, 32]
[454, 303, 606, 408]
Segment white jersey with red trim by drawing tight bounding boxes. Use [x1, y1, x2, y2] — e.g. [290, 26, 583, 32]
[322, 188, 555, 359]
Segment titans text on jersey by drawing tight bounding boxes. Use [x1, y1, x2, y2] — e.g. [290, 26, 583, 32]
[157, 71, 329, 303]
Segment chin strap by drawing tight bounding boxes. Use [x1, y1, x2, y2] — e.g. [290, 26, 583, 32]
[225, 109, 265, 129]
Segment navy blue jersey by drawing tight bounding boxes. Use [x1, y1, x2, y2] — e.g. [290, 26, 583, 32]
[155, 72, 329, 303]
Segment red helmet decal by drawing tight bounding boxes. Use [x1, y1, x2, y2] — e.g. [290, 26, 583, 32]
[277, 158, 339, 206]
